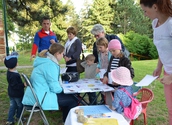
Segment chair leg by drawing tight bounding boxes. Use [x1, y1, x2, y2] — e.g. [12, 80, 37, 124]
[130, 120, 134, 125]
[143, 112, 147, 125]
[39, 110, 49, 125]
[18, 107, 25, 125]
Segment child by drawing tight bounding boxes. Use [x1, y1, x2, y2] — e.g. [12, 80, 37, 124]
[4, 52, 26, 125]
[110, 67, 134, 122]
[96, 37, 112, 104]
[81, 54, 97, 105]
[96, 37, 112, 73]
[140, 0, 172, 124]
[103, 39, 134, 87]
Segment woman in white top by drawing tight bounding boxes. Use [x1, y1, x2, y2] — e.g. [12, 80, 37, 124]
[140, 0, 172, 124]
[64, 26, 82, 72]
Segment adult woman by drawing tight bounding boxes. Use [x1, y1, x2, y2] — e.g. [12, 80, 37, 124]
[64, 26, 82, 72]
[140, 0, 172, 124]
[22, 43, 77, 122]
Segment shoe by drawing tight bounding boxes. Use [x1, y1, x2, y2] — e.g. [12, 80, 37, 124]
[5, 121, 14, 125]
[15, 117, 27, 123]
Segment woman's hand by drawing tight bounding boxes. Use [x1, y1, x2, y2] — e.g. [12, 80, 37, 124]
[153, 67, 162, 77]
[64, 56, 71, 62]
[160, 75, 172, 85]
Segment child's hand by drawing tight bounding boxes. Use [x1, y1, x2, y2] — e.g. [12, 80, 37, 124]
[24, 82, 27, 87]
[102, 76, 108, 84]
[96, 68, 100, 73]
[109, 105, 115, 111]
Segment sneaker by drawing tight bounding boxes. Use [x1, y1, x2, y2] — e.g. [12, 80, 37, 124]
[5, 121, 14, 125]
[15, 117, 27, 123]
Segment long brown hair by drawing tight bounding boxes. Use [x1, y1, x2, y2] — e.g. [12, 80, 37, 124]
[39, 43, 64, 57]
[140, 0, 172, 16]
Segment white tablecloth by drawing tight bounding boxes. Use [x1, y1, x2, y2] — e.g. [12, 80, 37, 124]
[65, 106, 129, 125]
[62, 79, 114, 94]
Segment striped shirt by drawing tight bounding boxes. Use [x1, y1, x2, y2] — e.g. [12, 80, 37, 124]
[110, 58, 120, 71]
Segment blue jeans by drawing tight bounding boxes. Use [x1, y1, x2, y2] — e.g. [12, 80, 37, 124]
[7, 97, 23, 122]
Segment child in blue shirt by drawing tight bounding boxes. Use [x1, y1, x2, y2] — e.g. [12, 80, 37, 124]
[4, 52, 26, 125]
[110, 67, 134, 122]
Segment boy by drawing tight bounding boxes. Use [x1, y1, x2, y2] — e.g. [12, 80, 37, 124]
[81, 54, 98, 105]
[4, 52, 26, 125]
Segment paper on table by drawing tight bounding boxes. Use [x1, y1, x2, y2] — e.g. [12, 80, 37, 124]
[99, 69, 107, 79]
[108, 72, 112, 84]
[135, 75, 158, 86]
[84, 118, 118, 125]
[80, 105, 112, 115]
[60, 67, 67, 74]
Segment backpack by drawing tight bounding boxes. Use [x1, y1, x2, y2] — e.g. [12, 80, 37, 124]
[120, 88, 142, 120]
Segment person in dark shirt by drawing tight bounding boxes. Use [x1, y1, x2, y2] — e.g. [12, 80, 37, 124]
[4, 52, 26, 125]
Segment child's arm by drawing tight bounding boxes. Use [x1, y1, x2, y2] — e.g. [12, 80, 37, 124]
[81, 61, 87, 68]
[102, 76, 108, 84]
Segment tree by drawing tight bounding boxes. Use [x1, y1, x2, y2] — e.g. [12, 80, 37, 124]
[110, 0, 152, 36]
[6, 0, 70, 43]
[80, 0, 114, 49]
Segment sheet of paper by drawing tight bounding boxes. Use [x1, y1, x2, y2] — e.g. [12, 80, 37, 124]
[108, 72, 112, 84]
[84, 118, 119, 125]
[80, 105, 112, 115]
[99, 69, 107, 79]
[60, 67, 67, 74]
[135, 75, 158, 86]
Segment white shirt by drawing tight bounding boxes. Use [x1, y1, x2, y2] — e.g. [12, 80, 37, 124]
[152, 17, 172, 74]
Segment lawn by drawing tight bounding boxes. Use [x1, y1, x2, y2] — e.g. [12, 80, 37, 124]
[0, 52, 169, 125]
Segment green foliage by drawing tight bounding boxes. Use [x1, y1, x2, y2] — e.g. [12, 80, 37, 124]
[110, 0, 152, 36]
[6, 0, 69, 43]
[119, 31, 158, 59]
[80, 0, 114, 49]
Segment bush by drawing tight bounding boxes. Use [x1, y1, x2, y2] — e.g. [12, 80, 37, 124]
[119, 31, 158, 59]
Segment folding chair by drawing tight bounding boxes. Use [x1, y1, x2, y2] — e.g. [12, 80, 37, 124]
[18, 73, 49, 125]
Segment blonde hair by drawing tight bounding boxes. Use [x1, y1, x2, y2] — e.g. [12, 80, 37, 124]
[85, 54, 95, 62]
[39, 43, 64, 57]
[96, 37, 108, 48]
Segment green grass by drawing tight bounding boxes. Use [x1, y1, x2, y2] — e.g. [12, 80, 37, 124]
[0, 52, 169, 125]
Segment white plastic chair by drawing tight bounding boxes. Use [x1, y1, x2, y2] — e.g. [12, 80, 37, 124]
[18, 73, 49, 125]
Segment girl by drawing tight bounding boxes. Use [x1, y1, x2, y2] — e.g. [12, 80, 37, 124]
[96, 37, 112, 76]
[103, 39, 134, 87]
[140, 0, 172, 124]
[96, 37, 112, 104]
[110, 67, 134, 123]
[22, 43, 77, 122]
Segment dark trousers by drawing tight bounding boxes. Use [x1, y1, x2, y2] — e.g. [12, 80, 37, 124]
[66, 66, 77, 72]
[57, 92, 77, 122]
[87, 92, 97, 105]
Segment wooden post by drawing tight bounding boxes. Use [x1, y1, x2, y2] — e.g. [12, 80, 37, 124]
[0, 10, 6, 62]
